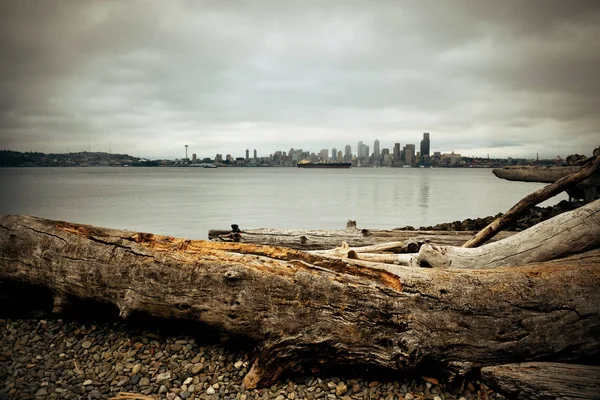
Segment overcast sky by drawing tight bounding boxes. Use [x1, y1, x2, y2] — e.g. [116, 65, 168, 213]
[1, 1, 599, 160]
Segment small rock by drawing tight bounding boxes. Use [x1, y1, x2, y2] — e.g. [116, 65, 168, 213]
[234, 360, 244, 369]
[156, 371, 172, 381]
[191, 364, 203, 374]
[275, 396, 285, 400]
[132, 363, 142, 375]
[180, 391, 190, 399]
[352, 384, 361, 393]
[139, 377, 150, 387]
[369, 381, 380, 388]
[327, 382, 337, 390]
[212, 383, 219, 389]
[159, 385, 168, 394]
[336, 383, 348, 396]
[82, 379, 93, 386]
[35, 388, 48, 397]
[206, 387, 215, 395]
[434, 397, 442, 400]
[188, 384, 195, 393]
[405, 394, 414, 400]
[183, 377, 193, 385]
[90, 390, 102, 399]
[81, 341, 92, 349]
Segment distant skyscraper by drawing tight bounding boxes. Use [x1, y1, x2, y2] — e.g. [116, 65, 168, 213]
[332, 148, 337, 160]
[337, 150, 343, 160]
[420, 133, 430, 159]
[319, 149, 329, 161]
[253, 149, 257, 160]
[245, 149, 249, 160]
[357, 141, 365, 158]
[393, 143, 401, 161]
[403, 144, 416, 165]
[344, 144, 351, 159]
[373, 139, 381, 164]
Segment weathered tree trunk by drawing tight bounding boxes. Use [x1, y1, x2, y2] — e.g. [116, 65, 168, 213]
[412, 199, 600, 269]
[481, 362, 600, 400]
[492, 158, 600, 204]
[1, 215, 599, 388]
[464, 156, 600, 248]
[493, 166, 583, 183]
[209, 225, 515, 251]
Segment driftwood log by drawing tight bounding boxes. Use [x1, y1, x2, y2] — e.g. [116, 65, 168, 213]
[492, 153, 600, 204]
[464, 156, 600, 247]
[413, 199, 600, 269]
[209, 223, 514, 251]
[1, 214, 599, 389]
[481, 362, 600, 400]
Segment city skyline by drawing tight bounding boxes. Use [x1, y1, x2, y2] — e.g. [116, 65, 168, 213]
[1, 2, 599, 160]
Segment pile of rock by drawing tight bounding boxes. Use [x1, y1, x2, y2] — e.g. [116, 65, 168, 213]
[0, 316, 506, 400]
[397, 200, 577, 232]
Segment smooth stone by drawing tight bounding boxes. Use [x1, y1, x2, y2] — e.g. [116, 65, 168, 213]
[336, 384, 348, 396]
[81, 341, 92, 349]
[132, 363, 142, 375]
[82, 380, 93, 386]
[90, 390, 102, 399]
[156, 372, 172, 381]
[206, 387, 215, 395]
[183, 377, 193, 385]
[234, 360, 244, 369]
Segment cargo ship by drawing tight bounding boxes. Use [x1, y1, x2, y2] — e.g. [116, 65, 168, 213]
[297, 160, 351, 169]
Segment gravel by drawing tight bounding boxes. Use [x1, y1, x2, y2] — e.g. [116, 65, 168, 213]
[0, 316, 506, 400]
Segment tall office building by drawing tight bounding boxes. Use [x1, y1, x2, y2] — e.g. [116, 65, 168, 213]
[403, 144, 416, 166]
[319, 149, 329, 161]
[332, 148, 337, 160]
[357, 141, 365, 158]
[253, 149, 257, 160]
[420, 133, 430, 159]
[344, 145, 351, 160]
[373, 139, 381, 164]
[393, 143, 401, 160]
[245, 149, 249, 160]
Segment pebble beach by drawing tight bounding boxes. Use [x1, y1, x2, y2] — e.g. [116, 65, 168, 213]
[0, 314, 506, 400]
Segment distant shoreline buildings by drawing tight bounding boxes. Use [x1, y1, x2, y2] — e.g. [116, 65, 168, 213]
[1, 132, 569, 168]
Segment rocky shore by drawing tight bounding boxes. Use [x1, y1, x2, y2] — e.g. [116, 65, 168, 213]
[0, 311, 505, 400]
[396, 200, 577, 232]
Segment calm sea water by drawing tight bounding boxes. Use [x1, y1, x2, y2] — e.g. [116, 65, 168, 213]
[0, 167, 566, 240]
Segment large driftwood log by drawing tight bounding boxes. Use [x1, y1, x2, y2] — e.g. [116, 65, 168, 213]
[1, 215, 599, 388]
[413, 199, 600, 269]
[481, 362, 600, 400]
[492, 159, 600, 203]
[464, 156, 600, 248]
[209, 225, 514, 251]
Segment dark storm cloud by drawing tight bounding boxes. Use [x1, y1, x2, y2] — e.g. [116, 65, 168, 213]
[1, 0, 599, 159]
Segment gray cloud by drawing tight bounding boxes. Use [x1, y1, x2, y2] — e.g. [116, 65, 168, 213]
[1, 0, 599, 159]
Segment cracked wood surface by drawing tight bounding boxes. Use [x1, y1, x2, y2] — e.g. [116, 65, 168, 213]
[414, 199, 600, 269]
[481, 362, 600, 400]
[1, 214, 600, 388]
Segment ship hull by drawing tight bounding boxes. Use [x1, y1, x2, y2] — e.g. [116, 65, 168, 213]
[297, 162, 351, 169]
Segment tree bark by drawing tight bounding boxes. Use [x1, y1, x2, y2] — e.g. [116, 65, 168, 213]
[1, 215, 599, 388]
[412, 199, 600, 269]
[481, 362, 600, 400]
[464, 156, 600, 248]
